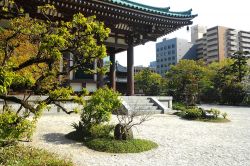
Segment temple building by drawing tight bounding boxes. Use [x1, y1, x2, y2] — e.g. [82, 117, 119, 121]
[0, 0, 197, 95]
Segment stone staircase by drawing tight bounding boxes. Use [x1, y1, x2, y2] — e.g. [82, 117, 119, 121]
[121, 96, 163, 114]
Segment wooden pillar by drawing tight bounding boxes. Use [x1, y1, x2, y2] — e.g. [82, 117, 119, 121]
[110, 54, 116, 90]
[127, 39, 134, 96]
[97, 59, 104, 88]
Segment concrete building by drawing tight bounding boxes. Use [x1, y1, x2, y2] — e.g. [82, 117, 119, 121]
[194, 26, 250, 63]
[191, 25, 207, 43]
[149, 61, 157, 69]
[156, 38, 196, 76]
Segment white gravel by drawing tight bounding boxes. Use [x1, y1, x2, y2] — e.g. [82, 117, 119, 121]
[25, 105, 250, 166]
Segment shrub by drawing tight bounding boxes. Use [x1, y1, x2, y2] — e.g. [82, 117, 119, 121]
[85, 138, 158, 153]
[172, 102, 186, 111]
[210, 109, 221, 119]
[200, 87, 220, 103]
[0, 144, 73, 166]
[0, 108, 35, 146]
[222, 112, 228, 119]
[90, 124, 114, 139]
[221, 84, 246, 105]
[183, 108, 202, 120]
[76, 87, 121, 137]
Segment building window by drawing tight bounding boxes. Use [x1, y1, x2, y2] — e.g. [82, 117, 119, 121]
[164, 46, 167, 50]
[161, 47, 163, 51]
[172, 50, 175, 54]
[157, 65, 160, 68]
[165, 58, 167, 61]
[168, 51, 171, 55]
[161, 64, 163, 67]
[172, 56, 176, 60]
[157, 48, 159, 52]
[168, 45, 171, 49]
[161, 59, 163, 62]
[172, 44, 175, 48]
[172, 62, 176, 65]
[168, 57, 171, 61]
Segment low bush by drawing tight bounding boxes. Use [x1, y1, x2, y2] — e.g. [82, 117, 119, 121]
[172, 102, 186, 111]
[85, 138, 158, 153]
[89, 124, 114, 139]
[0, 109, 35, 146]
[74, 87, 121, 138]
[210, 109, 221, 119]
[0, 144, 73, 166]
[182, 108, 202, 120]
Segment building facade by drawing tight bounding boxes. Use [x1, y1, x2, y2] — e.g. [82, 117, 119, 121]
[156, 38, 196, 76]
[194, 26, 250, 63]
[191, 25, 207, 43]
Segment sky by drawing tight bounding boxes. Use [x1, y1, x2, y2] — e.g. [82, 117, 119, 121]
[116, 0, 250, 67]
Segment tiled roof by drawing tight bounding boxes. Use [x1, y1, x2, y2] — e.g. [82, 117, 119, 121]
[107, 0, 196, 18]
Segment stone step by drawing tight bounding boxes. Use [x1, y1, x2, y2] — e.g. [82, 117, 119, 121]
[130, 109, 162, 114]
[128, 103, 155, 106]
[130, 106, 158, 110]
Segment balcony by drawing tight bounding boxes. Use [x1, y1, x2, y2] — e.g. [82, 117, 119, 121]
[239, 32, 250, 38]
[227, 36, 237, 40]
[207, 35, 218, 41]
[228, 41, 237, 46]
[207, 29, 218, 36]
[227, 30, 237, 35]
[207, 45, 218, 52]
[240, 37, 250, 43]
[207, 40, 218, 46]
[240, 43, 250, 48]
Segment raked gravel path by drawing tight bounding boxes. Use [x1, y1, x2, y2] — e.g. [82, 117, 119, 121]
[24, 105, 250, 166]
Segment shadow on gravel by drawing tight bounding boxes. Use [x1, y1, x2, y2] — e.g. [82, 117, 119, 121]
[43, 133, 83, 146]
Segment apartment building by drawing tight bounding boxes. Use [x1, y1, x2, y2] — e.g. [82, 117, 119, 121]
[194, 26, 250, 63]
[191, 25, 207, 43]
[156, 38, 196, 76]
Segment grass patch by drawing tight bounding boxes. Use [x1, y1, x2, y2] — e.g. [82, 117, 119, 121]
[196, 118, 231, 123]
[0, 144, 74, 166]
[85, 138, 158, 153]
[66, 131, 158, 153]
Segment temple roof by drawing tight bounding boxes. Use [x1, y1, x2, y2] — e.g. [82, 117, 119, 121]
[107, 0, 197, 18]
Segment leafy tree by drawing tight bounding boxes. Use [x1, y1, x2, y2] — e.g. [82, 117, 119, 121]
[73, 87, 121, 137]
[0, 3, 110, 143]
[166, 60, 210, 105]
[135, 68, 163, 96]
[230, 51, 249, 82]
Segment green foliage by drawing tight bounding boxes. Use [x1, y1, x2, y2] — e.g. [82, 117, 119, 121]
[182, 108, 202, 120]
[0, 144, 74, 166]
[222, 112, 228, 119]
[77, 87, 121, 137]
[173, 104, 230, 122]
[85, 138, 158, 153]
[230, 51, 249, 82]
[89, 124, 114, 139]
[0, 108, 35, 146]
[221, 83, 246, 105]
[166, 60, 210, 105]
[135, 68, 164, 95]
[210, 109, 220, 119]
[172, 102, 186, 111]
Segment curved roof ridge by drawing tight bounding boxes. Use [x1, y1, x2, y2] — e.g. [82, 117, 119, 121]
[107, 0, 196, 18]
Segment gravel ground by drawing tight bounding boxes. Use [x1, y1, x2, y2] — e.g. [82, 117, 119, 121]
[25, 105, 250, 166]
